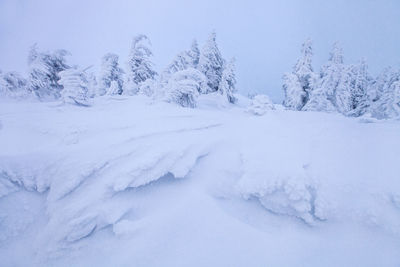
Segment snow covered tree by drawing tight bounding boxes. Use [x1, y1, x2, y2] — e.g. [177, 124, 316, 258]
[391, 81, 400, 117]
[98, 53, 124, 96]
[106, 81, 121, 96]
[125, 34, 157, 95]
[371, 70, 400, 119]
[333, 66, 353, 114]
[28, 44, 69, 100]
[188, 39, 200, 68]
[368, 67, 393, 107]
[165, 68, 208, 108]
[86, 72, 98, 98]
[303, 87, 337, 112]
[138, 79, 157, 97]
[160, 40, 205, 97]
[164, 51, 193, 76]
[283, 39, 317, 110]
[332, 59, 371, 116]
[293, 39, 317, 96]
[163, 40, 201, 80]
[303, 42, 344, 112]
[0, 71, 29, 98]
[218, 58, 237, 103]
[345, 59, 371, 116]
[59, 67, 90, 106]
[282, 73, 306, 110]
[198, 31, 224, 93]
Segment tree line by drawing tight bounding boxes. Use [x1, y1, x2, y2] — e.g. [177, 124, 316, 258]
[283, 39, 400, 119]
[1, 34, 399, 119]
[0, 32, 236, 107]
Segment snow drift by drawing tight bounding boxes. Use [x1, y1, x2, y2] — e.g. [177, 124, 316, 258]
[0, 95, 400, 266]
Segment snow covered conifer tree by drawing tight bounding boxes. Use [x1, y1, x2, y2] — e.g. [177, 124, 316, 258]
[368, 67, 394, 112]
[165, 68, 207, 108]
[106, 81, 121, 96]
[125, 34, 157, 95]
[163, 40, 201, 79]
[282, 73, 306, 110]
[391, 81, 400, 117]
[28, 44, 70, 100]
[188, 39, 200, 68]
[345, 59, 370, 116]
[293, 39, 316, 96]
[160, 40, 205, 97]
[371, 70, 400, 119]
[334, 59, 371, 116]
[98, 53, 124, 96]
[304, 42, 344, 112]
[0, 71, 29, 98]
[164, 51, 193, 76]
[283, 39, 317, 110]
[373, 81, 400, 119]
[218, 58, 237, 103]
[333, 66, 353, 114]
[138, 79, 157, 97]
[329, 42, 344, 65]
[59, 67, 90, 106]
[86, 72, 97, 98]
[198, 31, 224, 93]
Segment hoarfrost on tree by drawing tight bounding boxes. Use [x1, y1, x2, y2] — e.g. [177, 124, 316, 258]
[368, 67, 392, 105]
[161, 51, 193, 88]
[218, 58, 237, 103]
[160, 40, 202, 95]
[162, 40, 201, 84]
[188, 39, 200, 68]
[0, 71, 29, 99]
[86, 72, 98, 98]
[344, 59, 371, 117]
[283, 39, 317, 110]
[138, 79, 158, 97]
[165, 68, 207, 108]
[125, 35, 157, 95]
[28, 44, 70, 100]
[59, 67, 90, 106]
[198, 31, 224, 93]
[98, 53, 124, 96]
[282, 73, 306, 111]
[293, 39, 317, 96]
[304, 42, 344, 112]
[106, 81, 121, 96]
[371, 70, 400, 119]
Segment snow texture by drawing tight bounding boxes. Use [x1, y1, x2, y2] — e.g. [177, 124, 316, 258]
[0, 95, 400, 266]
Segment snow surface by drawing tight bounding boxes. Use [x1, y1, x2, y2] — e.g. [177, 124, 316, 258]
[0, 95, 400, 266]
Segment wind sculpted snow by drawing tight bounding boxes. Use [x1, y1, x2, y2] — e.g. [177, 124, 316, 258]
[0, 95, 400, 266]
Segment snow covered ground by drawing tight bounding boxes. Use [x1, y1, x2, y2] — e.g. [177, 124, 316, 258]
[1, 95, 400, 266]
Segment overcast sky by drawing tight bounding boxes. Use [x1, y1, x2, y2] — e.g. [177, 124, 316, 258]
[1, 0, 399, 102]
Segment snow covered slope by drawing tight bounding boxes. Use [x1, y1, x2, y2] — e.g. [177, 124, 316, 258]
[0, 95, 400, 266]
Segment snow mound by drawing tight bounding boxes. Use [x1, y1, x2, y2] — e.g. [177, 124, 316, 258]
[247, 94, 275, 115]
[236, 170, 325, 224]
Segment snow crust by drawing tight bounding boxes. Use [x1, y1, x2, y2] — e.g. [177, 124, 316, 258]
[0, 95, 400, 266]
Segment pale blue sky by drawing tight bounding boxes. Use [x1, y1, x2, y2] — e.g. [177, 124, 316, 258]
[1, 0, 399, 102]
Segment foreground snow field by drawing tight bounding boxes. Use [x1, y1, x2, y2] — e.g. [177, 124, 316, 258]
[1, 95, 400, 266]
